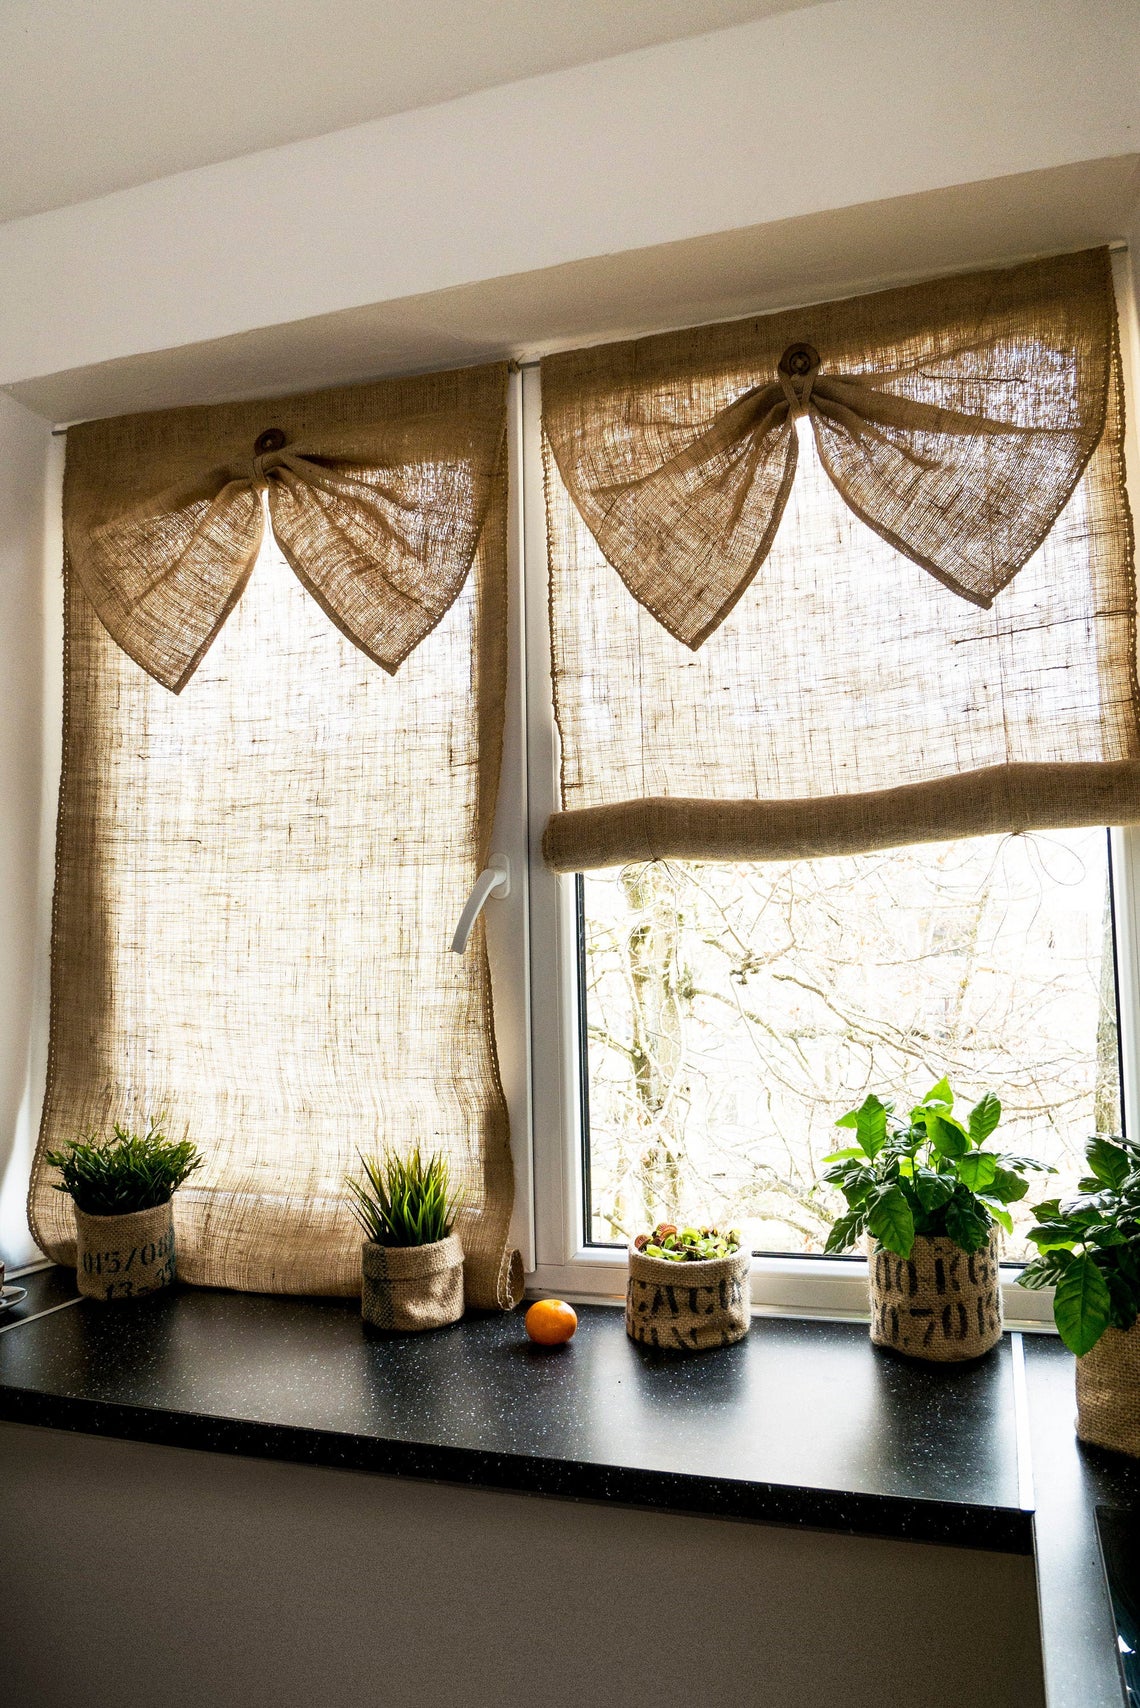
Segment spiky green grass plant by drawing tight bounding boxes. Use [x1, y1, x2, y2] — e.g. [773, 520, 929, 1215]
[45, 1118, 202, 1216]
[346, 1148, 462, 1247]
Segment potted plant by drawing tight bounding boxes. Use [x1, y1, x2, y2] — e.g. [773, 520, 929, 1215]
[346, 1147, 465, 1333]
[45, 1118, 201, 1302]
[625, 1222, 749, 1352]
[823, 1078, 1050, 1361]
[1019, 1132, 1140, 1457]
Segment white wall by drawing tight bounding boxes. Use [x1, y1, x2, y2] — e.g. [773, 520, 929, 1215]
[0, 397, 53, 1270]
[0, 1421, 1045, 1708]
[0, 0, 1136, 390]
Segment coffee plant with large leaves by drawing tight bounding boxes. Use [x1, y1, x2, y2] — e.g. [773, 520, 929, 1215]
[823, 1079, 1052, 1261]
[1019, 1133, 1140, 1356]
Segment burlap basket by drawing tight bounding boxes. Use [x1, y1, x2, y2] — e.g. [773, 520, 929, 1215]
[74, 1200, 176, 1302]
[869, 1231, 1003, 1361]
[1076, 1322, 1140, 1458]
[625, 1244, 751, 1353]
[361, 1234, 464, 1333]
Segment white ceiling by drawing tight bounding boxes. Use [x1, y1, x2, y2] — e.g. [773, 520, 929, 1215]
[0, 0, 823, 224]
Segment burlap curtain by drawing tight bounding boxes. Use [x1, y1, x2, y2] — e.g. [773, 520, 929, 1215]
[29, 363, 522, 1309]
[542, 249, 1140, 871]
[63, 364, 508, 692]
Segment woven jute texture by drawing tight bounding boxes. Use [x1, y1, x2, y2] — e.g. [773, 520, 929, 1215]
[1076, 1322, 1140, 1459]
[74, 1201, 176, 1302]
[869, 1233, 1003, 1362]
[63, 363, 509, 692]
[542, 248, 1140, 871]
[361, 1234, 464, 1333]
[625, 1245, 750, 1353]
[29, 364, 521, 1312]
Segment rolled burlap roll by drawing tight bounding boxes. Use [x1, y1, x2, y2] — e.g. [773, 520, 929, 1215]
[869, 1231, 1002, 1361]
[1076, 1322, 1140, 1458]
[625, 1243, 750, 1353]
[74, 1200, 176, 1301]
[361, 1234, 464, 1333]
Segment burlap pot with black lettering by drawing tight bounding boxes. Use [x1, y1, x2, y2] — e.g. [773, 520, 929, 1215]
[361, 1234, 464, 1332]
[625, 1244, 751, 1353]
[1076, 1323, 1140, 1458]
[869, 1231, 1003, 1361]
[74, 1200, 177, 1302]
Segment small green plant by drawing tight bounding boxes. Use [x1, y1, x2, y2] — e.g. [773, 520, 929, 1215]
[345, 1147, 462, 1247]
[45, 1118, 202, 1217]
[823, 1078, 1052, 1259]
[1019, 1133, 1140, 1356]
[633, 1222, 742, 1261]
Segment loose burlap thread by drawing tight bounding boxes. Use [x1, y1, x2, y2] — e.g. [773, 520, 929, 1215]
[73, 1200, 176, 1302]
[361, 1235, 465, 1333]
[625, 1244, 751, 1352]
[543, 248, 1140, 872]
[29, 362, 522, 1311]
[869, 1233, 1003, 1362]
[1076, 1322, 1140, 1459]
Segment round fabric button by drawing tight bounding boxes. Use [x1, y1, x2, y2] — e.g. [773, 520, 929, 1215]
[254, 427, 287, 454]
[778, 343, 820, 378]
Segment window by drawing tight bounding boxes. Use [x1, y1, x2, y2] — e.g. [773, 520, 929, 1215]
[513, 295, 1140, 1319]
[578, 831, 1122, 1264]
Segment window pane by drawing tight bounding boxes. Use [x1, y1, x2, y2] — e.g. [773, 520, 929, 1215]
[579, 830, 1120, 1260]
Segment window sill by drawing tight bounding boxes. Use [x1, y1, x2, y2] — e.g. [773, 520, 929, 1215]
[528, 1245, 1058, 1330]
[0, 1270, 1134, 1708]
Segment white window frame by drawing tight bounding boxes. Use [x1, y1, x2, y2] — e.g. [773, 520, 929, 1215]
[499, 246, 1140, 1326]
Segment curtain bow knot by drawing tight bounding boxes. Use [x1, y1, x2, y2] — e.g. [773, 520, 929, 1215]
[777, 343, 820, 419]
[541, 250, 1117, 647]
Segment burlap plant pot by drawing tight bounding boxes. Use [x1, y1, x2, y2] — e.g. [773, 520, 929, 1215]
[625, 1244, 751, 1353]
[869, 1231, 1003, 1361]
[74, 1200, 176, 1302]
[360, 1234, 464, 1333]
[1076, 1322, 1140, 1458]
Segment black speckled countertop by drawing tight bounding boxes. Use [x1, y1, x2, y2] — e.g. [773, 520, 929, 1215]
[1, 1271, 1136, 1708]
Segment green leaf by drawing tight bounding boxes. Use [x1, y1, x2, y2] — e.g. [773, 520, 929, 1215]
[956, 1151, 998, 1192]
[820, 1148, 865, 1165]
[923, 1076, 954, 1109]
[1053, 1253, 1113, 1356]
[967, 1092, 1001, 1145]
[824, 1210, 866, 1254]
[913, 1168, 955, 1212]
[986, 1166, 1029, 1204]
[981, 1204, 1014, 1235]
[1085, 1136, 1132, 1190]
[1026, 1222, 1078, 1250]
[1017, 1248, 1074, 1291]
[944, 1192, 992, 1253]
[927, 1113, 968, 1159]
[834, 1110, 860, 1129]
[853, 1094, 889, 1160]
[866, 1184, 915, 1257]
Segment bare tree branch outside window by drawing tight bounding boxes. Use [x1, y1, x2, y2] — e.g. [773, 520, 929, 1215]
[580, 829, 1120, 1261]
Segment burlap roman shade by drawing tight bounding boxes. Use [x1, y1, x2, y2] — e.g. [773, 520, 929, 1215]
[30, 363, 522, 1309]
[542, 249, 1140, 871]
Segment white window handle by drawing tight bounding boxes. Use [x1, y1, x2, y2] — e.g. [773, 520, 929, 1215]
[450, 856, 511, 953]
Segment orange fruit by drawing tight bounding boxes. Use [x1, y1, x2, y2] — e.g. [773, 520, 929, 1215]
[525, 1299, 578, 1345]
